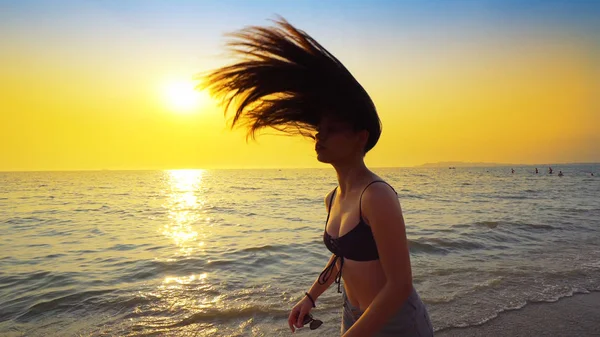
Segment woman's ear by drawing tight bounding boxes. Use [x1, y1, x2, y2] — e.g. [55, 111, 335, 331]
[358, 129, 369, 152]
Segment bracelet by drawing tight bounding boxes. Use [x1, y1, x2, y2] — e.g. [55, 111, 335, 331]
[304, 292, 316, 308]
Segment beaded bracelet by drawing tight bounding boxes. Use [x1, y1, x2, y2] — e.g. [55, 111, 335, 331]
[304, 292, 316, 308]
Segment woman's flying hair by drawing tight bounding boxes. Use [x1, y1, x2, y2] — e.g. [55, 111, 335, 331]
[199, 16, 381, 153]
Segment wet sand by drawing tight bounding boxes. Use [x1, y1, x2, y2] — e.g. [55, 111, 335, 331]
[436, 291, 600, 337]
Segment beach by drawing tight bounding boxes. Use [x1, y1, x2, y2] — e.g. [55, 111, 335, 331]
[436, 291, 600, 337]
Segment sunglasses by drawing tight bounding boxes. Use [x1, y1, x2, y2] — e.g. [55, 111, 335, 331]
[301, 313, 323, 330]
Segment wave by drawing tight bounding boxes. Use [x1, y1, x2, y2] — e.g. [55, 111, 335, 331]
[452, 220, 558, 232]
[239, 244, 288, 253]
[423, 277, 505, 306]
[425, 295, 458, 304]
[204, 205, 235, 213]
[408, 240, 449, 254]
[409, 237, 486, 254]
[399, 193, 425, 199]
[41, 253, 66, 259]
[109, 243, 140, 251]
[518, 223, 556, 230]
[124, 259, 209, 280]
[474, 220, 500, 229]
[4, 216, 44, 225]
[116, 253, 274, 282]
[165, 306, 287, 327]
[229, 186, 261, 190]
[26, 243, 51, 248]
[295, 197, 319, 202]
[435, 290, 596, 333]
[0, 271, 52, 289]
[498, 195, 528, 200]
[14, 289, 114, 321]
[0, 272, 79, 298]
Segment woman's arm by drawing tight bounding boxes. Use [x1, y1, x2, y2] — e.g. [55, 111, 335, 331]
[342, 183, 413, 337]
[289, 190, 338, 333]
[306, 253, 339, 301]
[290, 252, 339, 332]
[307, 188, 338, 301]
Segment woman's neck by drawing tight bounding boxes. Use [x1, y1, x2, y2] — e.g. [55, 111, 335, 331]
[333, 159, 372, 196]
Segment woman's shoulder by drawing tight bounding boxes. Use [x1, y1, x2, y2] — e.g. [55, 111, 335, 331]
[363, 179, 397, 196]
[359, 180, 399, 211]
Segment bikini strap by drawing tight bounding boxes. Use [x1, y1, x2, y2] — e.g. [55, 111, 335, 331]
[359, 181, 396, 219]
[324, 187, 337, 229]
[318, 254, 344, 293]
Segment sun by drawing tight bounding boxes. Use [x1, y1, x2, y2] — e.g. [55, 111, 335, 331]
[162, 80, 208, 114]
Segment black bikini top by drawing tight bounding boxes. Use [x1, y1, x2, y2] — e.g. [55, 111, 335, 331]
[318, 180, 396, 293]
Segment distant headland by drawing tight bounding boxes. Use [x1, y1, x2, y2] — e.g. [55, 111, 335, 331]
[417, 161, 599, 168]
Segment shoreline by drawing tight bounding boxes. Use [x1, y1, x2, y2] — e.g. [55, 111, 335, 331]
[435, 291, 600, 337]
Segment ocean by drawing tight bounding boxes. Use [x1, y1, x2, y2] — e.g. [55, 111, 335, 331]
[1, 165, 599, 336]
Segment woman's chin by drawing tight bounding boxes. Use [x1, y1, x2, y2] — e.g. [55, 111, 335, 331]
[316, 153, 331, 164]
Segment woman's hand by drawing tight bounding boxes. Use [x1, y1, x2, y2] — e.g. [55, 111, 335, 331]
[287, 296, 314, 333]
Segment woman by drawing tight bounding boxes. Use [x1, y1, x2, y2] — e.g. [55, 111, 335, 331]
[201, 17, 433, 337]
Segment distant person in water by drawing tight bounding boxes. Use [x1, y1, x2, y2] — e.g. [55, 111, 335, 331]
[549, 167, 553, 174]
[558, 171, 564, 177]
[201, 17, 433, 336]
[535, 168, 539, 174]
[511, 168, 515, 174]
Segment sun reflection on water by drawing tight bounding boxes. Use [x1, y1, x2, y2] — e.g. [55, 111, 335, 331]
[150, 169, 223, 331]
[162, 169, 207, 256]
[163, 273, 208, 285]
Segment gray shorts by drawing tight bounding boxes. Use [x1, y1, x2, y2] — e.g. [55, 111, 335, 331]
[341, 286, 434, 336]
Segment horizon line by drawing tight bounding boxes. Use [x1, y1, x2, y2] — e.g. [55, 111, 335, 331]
[1, 161, 599, 173]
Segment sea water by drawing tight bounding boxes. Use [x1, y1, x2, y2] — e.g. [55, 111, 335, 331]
[1, 165, 599, 336]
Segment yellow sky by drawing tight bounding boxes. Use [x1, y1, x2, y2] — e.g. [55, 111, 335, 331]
[1, 2, 599, 171]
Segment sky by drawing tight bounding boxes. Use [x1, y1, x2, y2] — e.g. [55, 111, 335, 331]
[1, 0, 599, 171]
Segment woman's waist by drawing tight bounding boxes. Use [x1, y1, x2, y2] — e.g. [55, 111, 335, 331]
[342, 270, 387, 310]
[343, 282, 421, 314]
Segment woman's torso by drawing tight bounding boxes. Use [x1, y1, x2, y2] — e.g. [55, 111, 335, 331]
[325, 179, 401, 311]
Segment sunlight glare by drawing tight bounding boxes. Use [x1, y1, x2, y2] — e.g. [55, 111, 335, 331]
[163, 80, 208, 114]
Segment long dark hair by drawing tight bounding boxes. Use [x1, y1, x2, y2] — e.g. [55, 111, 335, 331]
[199, 16, 381, 153]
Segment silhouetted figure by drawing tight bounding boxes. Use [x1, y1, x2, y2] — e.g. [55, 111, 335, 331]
[201, 17, 433, 335]
[591, 173, 594, 176]
[558, 170, 564, 177]
[535, 168, 538, 174]
[511, 168, 515, 174]
[549, 167, 553, 174]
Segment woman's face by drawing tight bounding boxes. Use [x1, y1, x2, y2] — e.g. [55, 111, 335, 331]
[314, 117, 367, 164]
